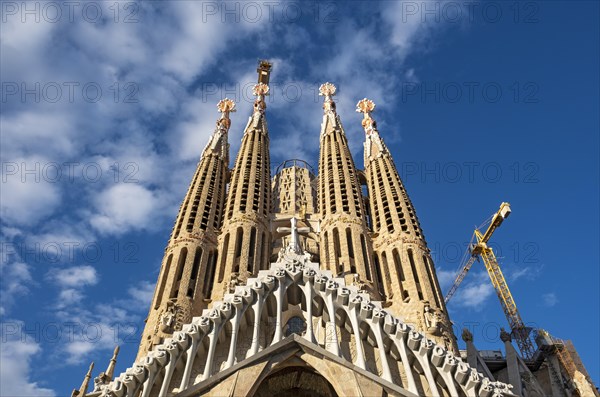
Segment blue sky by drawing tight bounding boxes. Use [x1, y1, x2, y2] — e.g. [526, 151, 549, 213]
[1, 1, 598, 395]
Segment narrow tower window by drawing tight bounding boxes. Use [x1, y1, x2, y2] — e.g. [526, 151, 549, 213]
[218, 233, 229, 283]
[333, 228, 341, 273]
[360, 235, 371, 281]
[187, 247, 203, 298]
[234, 227, 243, 273]
[235, 228, 243, 258]
[423, 255, 442, 307]
[407, 249, 423, 300]
[248, 227, 257, 273]
[203, 251, 217, 299]
[323, 231, 330, 267]
[392, 248, 408, 301]
[373, 253, 385, 296]
[346, 228, 354, 259]
[154, 254, 172, 309]
[170, 248, 188, 299]
[259, 232, 266, 270]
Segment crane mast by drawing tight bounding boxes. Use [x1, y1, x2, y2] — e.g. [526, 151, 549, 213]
[445, 202, 536, 360]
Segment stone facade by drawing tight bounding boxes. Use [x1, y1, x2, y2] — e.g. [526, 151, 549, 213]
[212, 82, 272, 301]
[317, 83, 379, 298]
[358, 98, 456, 352]
[137, 99, 234, 359]
[75, 62, 597, 397]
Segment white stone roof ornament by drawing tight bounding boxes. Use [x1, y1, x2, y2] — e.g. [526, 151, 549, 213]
[319, 82, 337, 114]
[358, 97, 388, 161]
[356, 98, 377, 136]
[252, 83, 269, 114]
[216, 98, 236, 129]
[319, 82, 336, 100]
[202, 99, 235, 158]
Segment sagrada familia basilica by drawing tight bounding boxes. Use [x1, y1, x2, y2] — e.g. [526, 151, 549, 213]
[71, 62, 597, 396]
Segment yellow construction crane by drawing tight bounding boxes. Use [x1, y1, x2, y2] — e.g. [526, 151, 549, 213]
[444, 202, 537, 360]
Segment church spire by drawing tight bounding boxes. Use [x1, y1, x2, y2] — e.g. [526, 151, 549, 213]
[317, 83, 379, 296]
[71, 361, 94, 397]
[212, 61, 273, 299]
[104, 345, 119, 380]
[359, 99, 456, 351]
[137, 99, 233, 359]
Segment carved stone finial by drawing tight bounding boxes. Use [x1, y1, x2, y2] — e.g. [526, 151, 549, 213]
[319, 83, 337, 114]
[462, 328, 474, 342]
[71, 361, 94, 397]
[500, 327, 512, 343]
[252, 83, 269, 114]
[356, 98, 375, 114]
[319, 82, 337, 98]
[105, 345, 119, 380]
[216, 98, 236, 131]
[257, 60, 272, 85]
[217, 98, 236, 117]
[252, 83, 270, 97]
[356, 98, 378, 135]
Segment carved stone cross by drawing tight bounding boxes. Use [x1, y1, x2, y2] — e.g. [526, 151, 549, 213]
[276, 217, 310, 254]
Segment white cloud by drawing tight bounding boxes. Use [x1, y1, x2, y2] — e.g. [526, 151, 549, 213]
[54, 279, 155, 364]
[0, 321, 55, 396]
[0, 246, 34, 314]
[458, 282, 495, 309]
[0, 265, 33, 315]
[1, 157, 62, 227]
[542, 293, 558, 307]
[127, 280, 156, 307]
[46, 265, 99, 308]
[436, 267, 457, 291]
[509, 264, 544, 282]
[384, 1, 437, 54]
[448, 271, 495, 311]
[47, 265, 98, 288]
[89, 184, 163, 235]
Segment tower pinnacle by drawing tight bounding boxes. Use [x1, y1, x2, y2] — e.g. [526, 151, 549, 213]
[71, 361, 94, 397]
[212, 64, 273, 299]
[105, 345, 119, 380]
[356, 98, 377, 135]
[137, 99, 233, 358]
[361, 100, 456, 351]
[217, 98, 236, 119]
[319, 82, 337, 114]
[257, 59, 272, 85]
[252, 83, 269, 114]
[317, 83, 378, 295]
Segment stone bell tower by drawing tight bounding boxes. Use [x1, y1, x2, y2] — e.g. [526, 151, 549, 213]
[72, 62, 534, 397]
[211, 62, 273, 300]
[316, 83, 379, 297]
[136, 98, 234, 359]
[358, 98, 456, 352]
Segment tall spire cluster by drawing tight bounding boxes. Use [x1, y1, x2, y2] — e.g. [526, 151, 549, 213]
[134, 66, 453, 359]
[72, 62, 594, 397]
